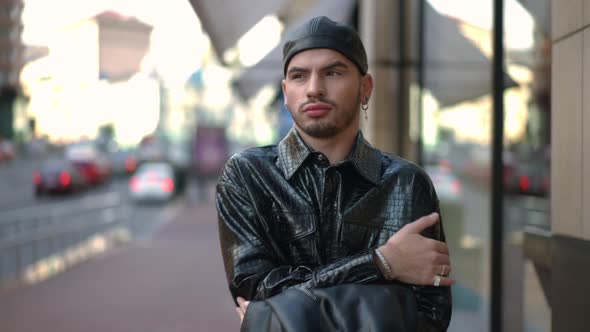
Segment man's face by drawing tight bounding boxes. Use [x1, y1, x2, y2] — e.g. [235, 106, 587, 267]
[282, 48, 371, 139]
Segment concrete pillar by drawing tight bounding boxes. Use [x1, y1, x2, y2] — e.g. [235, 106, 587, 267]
[359, 0, 421, 162]
[550, 1, 590, 331]
[359, 0, 398, 154]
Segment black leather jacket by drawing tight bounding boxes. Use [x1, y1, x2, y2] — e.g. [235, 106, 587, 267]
[242, 284, 419, 332]
[216, 129, 452, 331]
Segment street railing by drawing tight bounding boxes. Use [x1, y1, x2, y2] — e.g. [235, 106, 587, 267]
[0, 192, 130, 289]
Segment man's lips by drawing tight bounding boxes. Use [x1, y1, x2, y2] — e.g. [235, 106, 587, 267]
[302, 103, 331, 117]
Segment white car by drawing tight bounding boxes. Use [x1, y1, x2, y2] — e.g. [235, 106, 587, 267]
[129, 162, 176, 202]
[424, 165, 463, 203]
[424, 165, 465, 246]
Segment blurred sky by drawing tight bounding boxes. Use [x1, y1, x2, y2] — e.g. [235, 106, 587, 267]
[23, 0, 157, 45]
[21, 0, 210, 82]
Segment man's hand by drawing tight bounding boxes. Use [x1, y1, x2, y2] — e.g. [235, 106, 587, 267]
[236, 297, 250, 323]
[378, 212, 455, 286]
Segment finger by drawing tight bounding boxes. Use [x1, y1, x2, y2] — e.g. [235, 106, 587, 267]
[237, 297, 248, 310]
[432, 240, 449, 254]
[428, 261, 452, 279]
[401, 212, 439, 234]
[434, 275, 455, 287]
[431, 274, 455, 287]
[444, 265, 452, 276]
[423, 238, 449, 255]
[236, 307, 245, 322]
[438, 264, 452, 276]
[433, 251, 451, 264]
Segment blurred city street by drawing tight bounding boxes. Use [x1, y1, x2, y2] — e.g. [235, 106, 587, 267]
[0, 154, 239, 332]
[0, 148, 550, 332]
[0, 0, 566, 330]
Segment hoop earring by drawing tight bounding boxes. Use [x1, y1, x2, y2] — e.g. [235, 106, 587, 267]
[362, 97, 369, 120]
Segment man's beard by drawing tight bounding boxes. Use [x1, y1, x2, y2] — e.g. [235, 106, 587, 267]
[292, 93, 361, 139]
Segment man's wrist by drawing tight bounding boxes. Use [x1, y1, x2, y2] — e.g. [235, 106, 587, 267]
[373, 248, 395, 281]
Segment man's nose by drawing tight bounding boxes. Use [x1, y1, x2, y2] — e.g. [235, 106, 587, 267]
[306, 73, 325, 98]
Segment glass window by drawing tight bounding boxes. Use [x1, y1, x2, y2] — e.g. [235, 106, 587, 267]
[419, 1, 494, 330]
[503, 0, 551, 331]
[418, 1, 552, 331]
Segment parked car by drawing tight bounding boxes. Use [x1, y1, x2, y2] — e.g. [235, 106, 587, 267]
[109, 148, 137, 176]
[504, 160, 549, 197]
[137, 136, 167, 164]
[64, 141, 112, 185]
[128, 162, 176, 202]
[424, 165, 463, 203]
[504, 146, 549, 196]
[33, 159, 87, 196]
[0, 139, 15, 162]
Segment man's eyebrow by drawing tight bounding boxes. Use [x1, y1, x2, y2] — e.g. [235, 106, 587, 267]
[286, 66, 308, 75]
[322, 61, 349, 71]
[287, 61, 350, 75]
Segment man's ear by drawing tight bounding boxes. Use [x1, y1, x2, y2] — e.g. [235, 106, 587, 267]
[361, 73, 373, 100]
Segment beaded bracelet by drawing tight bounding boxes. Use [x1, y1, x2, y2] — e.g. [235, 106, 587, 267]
[374, 248, 394, 281]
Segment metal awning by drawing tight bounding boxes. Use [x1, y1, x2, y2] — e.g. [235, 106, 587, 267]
[233, 0, 356, 100]
[516, 0, 550, 36]
[423, 3, 517, 107]
[188, 0, 288, 58]
[196, 0, 516, 106]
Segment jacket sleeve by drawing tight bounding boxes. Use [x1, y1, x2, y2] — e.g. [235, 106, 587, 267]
[410, 170, 453, 331]
[216, 180, 381, 303]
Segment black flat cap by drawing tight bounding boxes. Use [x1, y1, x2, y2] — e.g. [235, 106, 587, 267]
[282, 16, 368, 76]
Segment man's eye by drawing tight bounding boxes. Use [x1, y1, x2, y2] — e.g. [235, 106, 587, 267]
[290, 73, 304, 80]
[327, 71, 341, 76]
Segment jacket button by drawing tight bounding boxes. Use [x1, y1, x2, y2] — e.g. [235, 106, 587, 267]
[317, 154, 329, 165]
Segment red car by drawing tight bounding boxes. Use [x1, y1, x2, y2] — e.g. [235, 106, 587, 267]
[64, 142, 112, 185]
[33, 159, 87, 196]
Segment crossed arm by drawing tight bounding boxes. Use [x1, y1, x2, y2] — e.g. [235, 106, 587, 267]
[217, 178, 453, 329]
[217, 182, 384, 300]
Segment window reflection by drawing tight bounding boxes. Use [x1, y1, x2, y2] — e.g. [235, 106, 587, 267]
[421, 2, 493, 330]
[420, 1, 551, 331]
[504, 1, 551, 331]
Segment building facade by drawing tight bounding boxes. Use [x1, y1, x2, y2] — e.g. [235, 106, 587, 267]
[0, 0, 23, 139]
[20, 10, 156, 144]
[549, 2, 590, 331]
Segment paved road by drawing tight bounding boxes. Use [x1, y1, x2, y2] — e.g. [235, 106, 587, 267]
[0, 186, 240, 332]
[0, 154, 46, 210]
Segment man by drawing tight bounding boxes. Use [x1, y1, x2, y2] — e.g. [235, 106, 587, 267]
[216, 16, 453, 331]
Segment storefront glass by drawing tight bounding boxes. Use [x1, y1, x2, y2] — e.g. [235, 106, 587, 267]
[419, 1, 552, 331]
[420, 1, 494, 330]
[503, 1, 551, 331]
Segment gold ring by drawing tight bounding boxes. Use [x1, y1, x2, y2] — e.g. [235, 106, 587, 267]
[433, 275, 441, 287]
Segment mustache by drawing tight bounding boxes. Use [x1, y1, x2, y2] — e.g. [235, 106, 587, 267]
[298, 98, 336, 112]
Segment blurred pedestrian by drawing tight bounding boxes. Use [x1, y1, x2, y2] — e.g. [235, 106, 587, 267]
[216, 16, 453, 331]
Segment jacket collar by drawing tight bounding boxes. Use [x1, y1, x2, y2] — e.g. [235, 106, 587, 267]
[278, 128, 381, 185]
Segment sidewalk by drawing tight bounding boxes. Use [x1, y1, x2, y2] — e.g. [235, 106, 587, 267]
[0, 190, 240, 332]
